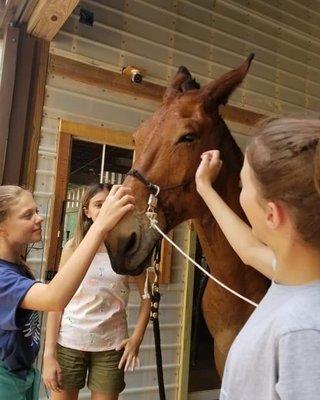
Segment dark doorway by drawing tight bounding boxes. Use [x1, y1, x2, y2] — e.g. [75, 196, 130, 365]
[69, 139, 133, 186]
[63, 138, 133, 244]
[188, 238, 221, 393]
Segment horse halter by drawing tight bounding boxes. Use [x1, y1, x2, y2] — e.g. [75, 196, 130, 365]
[126, 168, 193, 234]
[126, 169, 160, 196]
[126, 168, 194, 197]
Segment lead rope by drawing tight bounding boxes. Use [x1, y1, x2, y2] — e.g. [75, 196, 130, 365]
[145, 193, 258, 308]
[143, 242, 166, 400]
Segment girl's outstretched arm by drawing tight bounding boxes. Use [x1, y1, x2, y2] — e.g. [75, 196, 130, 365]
[196, 150, 274, 279]
[21, 186, 135, 311]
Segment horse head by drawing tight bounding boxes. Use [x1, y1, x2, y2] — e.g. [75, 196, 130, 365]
[105, 55, 254, 275]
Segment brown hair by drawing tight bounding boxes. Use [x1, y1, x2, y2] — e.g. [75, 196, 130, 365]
[0, 185, 35, 278]
[246, 116, 320, 248]
[71, 183, 112, 249]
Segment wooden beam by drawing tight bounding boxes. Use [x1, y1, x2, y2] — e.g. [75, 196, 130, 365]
[23, 39, 50, 190]
[27, 0, 79, 41]
[59, 120, 134, 149]
[49, 54, 265, 129]
[49, 54, 165, 103]
[221, 104, 263, 127]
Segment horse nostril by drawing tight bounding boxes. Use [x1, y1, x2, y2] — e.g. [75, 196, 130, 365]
[123, 232, 138, 255]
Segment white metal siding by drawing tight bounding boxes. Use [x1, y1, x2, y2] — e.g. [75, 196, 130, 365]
[31, 1, 320, 399]
[51, 0, 320, 115]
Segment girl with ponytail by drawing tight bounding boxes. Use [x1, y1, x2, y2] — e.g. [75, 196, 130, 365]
[196, 117, 320, 400]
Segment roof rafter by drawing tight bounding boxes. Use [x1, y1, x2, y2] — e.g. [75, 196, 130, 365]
[27, 0, 79, 41]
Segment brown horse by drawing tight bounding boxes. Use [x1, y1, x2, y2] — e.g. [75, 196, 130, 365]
[105, 55, 269, 375]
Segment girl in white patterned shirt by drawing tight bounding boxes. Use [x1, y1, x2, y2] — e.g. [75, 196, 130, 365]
[43, 183, 150, 400]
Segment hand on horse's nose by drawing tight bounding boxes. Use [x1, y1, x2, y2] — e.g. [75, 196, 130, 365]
[119, 231, 139, 256]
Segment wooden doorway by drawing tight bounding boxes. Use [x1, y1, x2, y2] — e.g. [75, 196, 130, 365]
[46, 119, 172, 283]
[46, 119, 134, 274]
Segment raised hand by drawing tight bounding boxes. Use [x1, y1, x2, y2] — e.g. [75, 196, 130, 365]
[195, 150, 223, 193]
[94, 185, 135, 234]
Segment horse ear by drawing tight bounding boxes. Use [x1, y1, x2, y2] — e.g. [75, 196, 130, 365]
[202, 53, 254, 113]
[163, 66, 193, 101]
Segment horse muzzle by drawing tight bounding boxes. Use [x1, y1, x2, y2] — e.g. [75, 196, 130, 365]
[105, 211, 164, 276]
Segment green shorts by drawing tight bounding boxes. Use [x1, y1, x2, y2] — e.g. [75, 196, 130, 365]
[56, 344, 125, 394]
[0, 361, 40, 400]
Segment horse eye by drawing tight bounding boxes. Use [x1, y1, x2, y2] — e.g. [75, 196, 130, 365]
[178, 133, 197, 144]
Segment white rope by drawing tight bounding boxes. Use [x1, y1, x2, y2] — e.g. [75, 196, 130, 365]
[147, 213, 258, 308]
[142, 267, 151, 300]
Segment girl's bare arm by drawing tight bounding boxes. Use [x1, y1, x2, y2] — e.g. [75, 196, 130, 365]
[196, 151, 274, 279]
[21, 186, 135, 311]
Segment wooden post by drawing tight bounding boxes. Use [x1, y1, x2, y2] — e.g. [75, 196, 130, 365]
[0, 25, 19, 183]
[177, 224, 197, 400]
[0, 25, 39, 185]
[159, 233, 173, 284]
[47, 131, 72, 270]
[23, 38, 50, 190]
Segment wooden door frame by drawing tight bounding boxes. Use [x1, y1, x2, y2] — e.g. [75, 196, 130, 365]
[47, 119, 172, 284]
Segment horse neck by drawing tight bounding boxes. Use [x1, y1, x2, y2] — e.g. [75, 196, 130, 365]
[194, 120, 245, 279]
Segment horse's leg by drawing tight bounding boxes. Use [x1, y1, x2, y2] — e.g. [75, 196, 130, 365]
[202, 283, 242, 378]
[213, 329, 239, 377]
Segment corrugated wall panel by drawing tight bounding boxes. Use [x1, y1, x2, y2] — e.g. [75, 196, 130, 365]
[49, 0, 320, 115]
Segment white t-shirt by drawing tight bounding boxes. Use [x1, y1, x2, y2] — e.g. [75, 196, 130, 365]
[221, 280, 320, 400]
[58, 251, 129, 352]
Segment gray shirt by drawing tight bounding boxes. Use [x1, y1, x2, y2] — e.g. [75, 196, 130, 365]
[220, 281, 320, 400]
